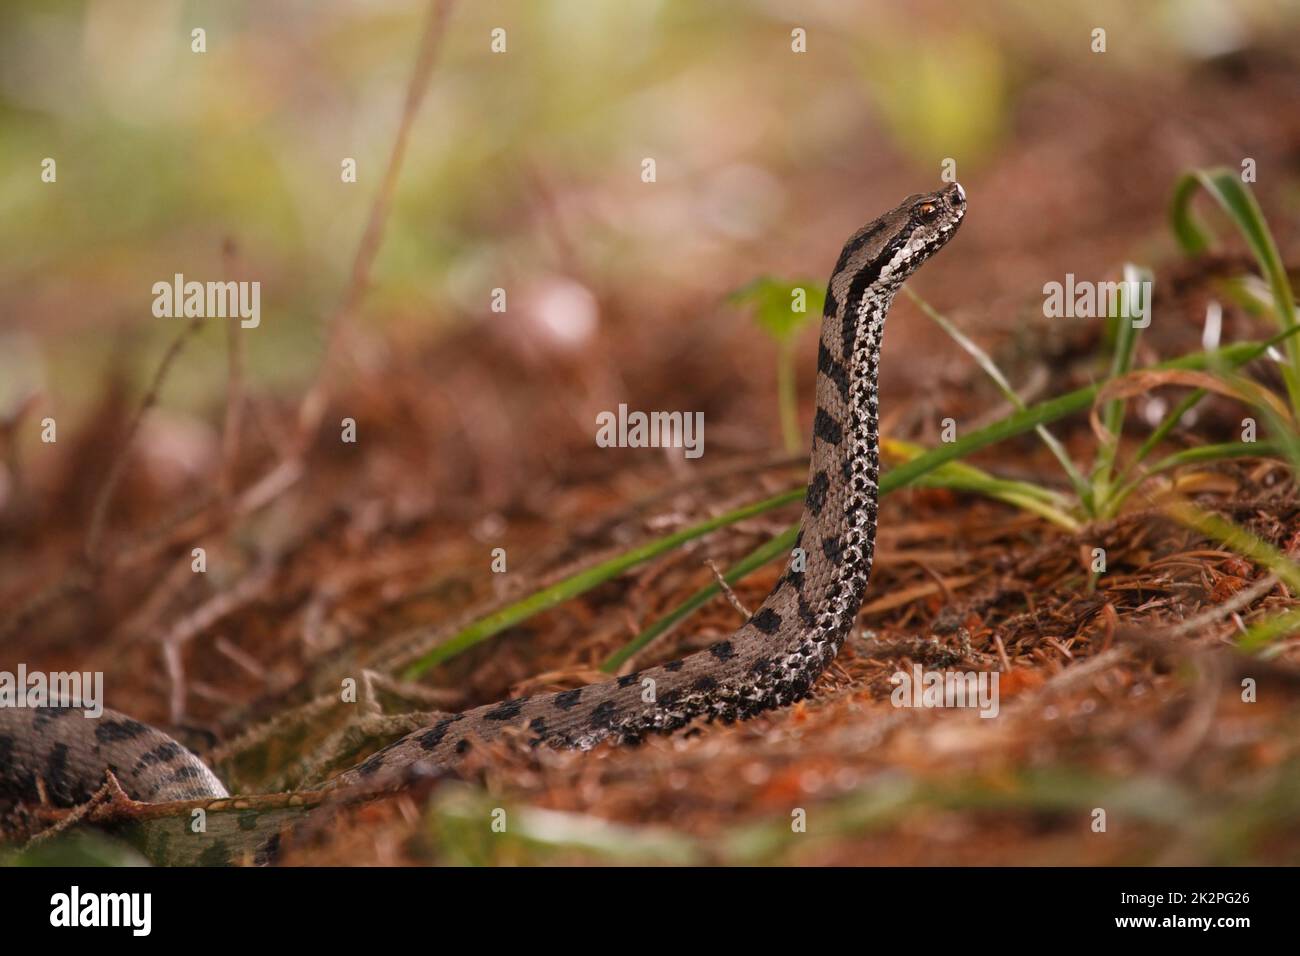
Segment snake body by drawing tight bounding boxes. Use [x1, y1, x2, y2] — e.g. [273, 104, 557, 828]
[0, 184, 965, 809]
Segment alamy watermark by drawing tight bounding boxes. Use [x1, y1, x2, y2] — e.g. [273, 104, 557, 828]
[890, 664, 999, 718]
[595, 404, 704, 459]
[0, 664, 103, 717]
[152, 273, 260, 328]
[1043, 273, 1151, 328]
[50, 886, 150, 936]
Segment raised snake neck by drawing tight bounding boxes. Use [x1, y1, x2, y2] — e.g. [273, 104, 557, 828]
[0, 184, 966, 809]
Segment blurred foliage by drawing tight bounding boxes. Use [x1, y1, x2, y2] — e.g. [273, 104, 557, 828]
[0, 0, 1297, 421]
[730, 275, 824, 450]
[5, 830, 150, 867]
[729, 275, 823, 343]
[858, 33, 1008, 166]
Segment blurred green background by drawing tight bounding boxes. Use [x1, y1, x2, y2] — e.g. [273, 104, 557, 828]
[1, 0, 1297, 421]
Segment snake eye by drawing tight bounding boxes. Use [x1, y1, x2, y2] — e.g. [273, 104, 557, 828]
[915, 201, 939, 222]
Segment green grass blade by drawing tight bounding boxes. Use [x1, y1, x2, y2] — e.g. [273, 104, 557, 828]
[904, 287, 1091, 502]
[1170, 168, 1300, 412]
[1165, 501, 1300, 653]
[1146, 440, 1282, 471]
[1092, 264, 1152, 514]
[888, 437, 1079, 530]
[883, 386, 1095, 490]
[1120, 327, 1284, 486]
[1108, 364, 1295, 511]
[916, 472, 1079, 529]
[401, 488, 804, 678]
[1170, 172, 1216, 254]
[1213, 368, 1300, 471]
[601, 525, 798, 672]
[1108, 440, 1282, 511]
[1165, 501, 1300, 594]
[1236, 607, 1300, 652]
[1129, 387, 1207, 469]
[776, 339, 801, 453]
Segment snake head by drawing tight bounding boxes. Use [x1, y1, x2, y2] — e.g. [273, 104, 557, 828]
[912, 181, 966, 235]
[892, 181, 966, 276]
[829, 182, 966, 306]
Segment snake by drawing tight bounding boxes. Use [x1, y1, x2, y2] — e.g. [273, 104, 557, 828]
[0, 183, 966, 813]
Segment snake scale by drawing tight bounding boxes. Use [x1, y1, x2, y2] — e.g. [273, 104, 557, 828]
[0, 183, 966, 815]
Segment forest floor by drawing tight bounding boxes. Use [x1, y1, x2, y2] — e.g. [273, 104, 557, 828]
[4, 45, 1300, 865]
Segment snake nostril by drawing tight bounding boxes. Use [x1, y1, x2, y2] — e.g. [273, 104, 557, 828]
[949, 182, 966, 206]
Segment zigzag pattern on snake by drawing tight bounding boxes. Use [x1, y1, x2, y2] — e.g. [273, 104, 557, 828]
[0, 183, 966, 807]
